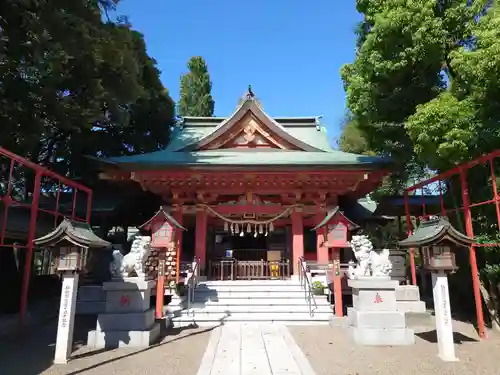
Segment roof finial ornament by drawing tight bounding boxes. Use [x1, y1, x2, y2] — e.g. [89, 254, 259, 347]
[247, 84, 255, 99]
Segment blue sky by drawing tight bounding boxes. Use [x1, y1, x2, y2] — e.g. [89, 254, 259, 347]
[115, 0, 362, 145]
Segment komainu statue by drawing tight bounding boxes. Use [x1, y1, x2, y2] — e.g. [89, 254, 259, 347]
[347, 235, 392, 279]
[110, 236, 152, 278]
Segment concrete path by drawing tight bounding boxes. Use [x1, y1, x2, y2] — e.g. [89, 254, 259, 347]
[196, 323, 317, 375]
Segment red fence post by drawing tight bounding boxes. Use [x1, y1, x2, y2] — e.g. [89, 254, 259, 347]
[19, 171, 42, 324]
[460, 168, 486, 339]
[489, 158, 500, 229]
[404, 191, 417, 285]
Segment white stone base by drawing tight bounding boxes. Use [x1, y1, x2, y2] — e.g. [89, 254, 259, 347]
[87, 322, 161, 348]
[97, 308, 155, 331]
[348, 326, 415, 346]
[396, 300, 426, 313]
[395, 285, 421, 301]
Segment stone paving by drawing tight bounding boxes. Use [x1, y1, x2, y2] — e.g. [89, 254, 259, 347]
[0, 318, 212, 375]
[2, 317, 500, 375]
[289, 319, 500, 375]
[196, 323, 317, 375]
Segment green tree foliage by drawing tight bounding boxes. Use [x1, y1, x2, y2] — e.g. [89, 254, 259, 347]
[407, 1, 500, 171]
[0, 0, 175, 183]
[342, 0, 500, 327]
[178, 56, 215, 117]
[340, 0, 490, 190]
[337, 114, 374, 156]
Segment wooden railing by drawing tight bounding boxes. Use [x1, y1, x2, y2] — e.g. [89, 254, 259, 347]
[209, 259, 290, 280]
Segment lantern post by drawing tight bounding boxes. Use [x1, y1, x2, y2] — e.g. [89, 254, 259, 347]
[139, 207, 186, 319]
[399, 217, 474, 362]
[33, 218, 110, 364]
[312, 208, 359, 318]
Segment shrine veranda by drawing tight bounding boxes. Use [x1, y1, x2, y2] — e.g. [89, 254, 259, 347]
[96, 91, 392, 284]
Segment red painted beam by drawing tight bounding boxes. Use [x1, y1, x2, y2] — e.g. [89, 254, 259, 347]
[206, 217, 317, 227]
[131, 169, 372, 178]
[407, 149, 500, 192]
[0, 147, 92, 194]
[153, 187, 354, 196]
[211, 204, 292, 215]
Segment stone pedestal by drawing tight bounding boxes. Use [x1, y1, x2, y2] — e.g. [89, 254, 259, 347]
[347, 277, 415, 346]
[87, 278, 160, 348]
[396, 285, 427, 313]
[395, 285, 432, 329]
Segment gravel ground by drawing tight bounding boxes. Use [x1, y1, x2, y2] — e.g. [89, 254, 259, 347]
[0, 317, 212, 375]
[288, 319, 500, 375]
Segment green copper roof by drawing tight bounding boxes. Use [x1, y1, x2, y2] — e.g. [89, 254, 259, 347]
[99, 149, 390, 169]
[95, 93, 392, 169]
[398, 217, 473, 248]
[167, 117, 333, 152]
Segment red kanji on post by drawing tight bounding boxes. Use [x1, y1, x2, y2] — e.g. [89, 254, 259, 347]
[374, 293, 383, 304]
[120, 294, 130, 307]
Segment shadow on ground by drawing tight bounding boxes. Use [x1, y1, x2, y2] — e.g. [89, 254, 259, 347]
[416, 329, 479, 344]
[0, 313, 221, 375]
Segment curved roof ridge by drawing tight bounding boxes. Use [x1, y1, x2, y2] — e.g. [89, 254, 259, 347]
[178, 97, 325, 152]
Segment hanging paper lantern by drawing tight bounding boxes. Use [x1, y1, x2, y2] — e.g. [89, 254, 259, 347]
[230, 223, 234, 233]
[254, 225, 258, 237]
[269, 222, 274, 232]
[259, 224, 263, 234]
[235, 224, 240, 233]
[224, 221, 229, 231]
[246, 223, 251, 233]
[240, 231, 244, 237]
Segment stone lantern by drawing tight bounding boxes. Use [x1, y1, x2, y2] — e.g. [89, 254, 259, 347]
[398, 217, 474, 362]
[34, 217, 110, 273]
[33, 217, 110, 364]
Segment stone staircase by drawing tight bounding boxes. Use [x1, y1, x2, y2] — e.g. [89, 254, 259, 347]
[167, 280, 333, 326]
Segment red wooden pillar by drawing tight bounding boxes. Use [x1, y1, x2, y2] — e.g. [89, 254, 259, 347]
[195, 207, 207, 275]
[315, 212, 329, 265]
[332, 248, 343, 317]
[460, 169, 486, 339]
[155, 250, 165, 319]
[173, 206, 183, 283]
[404, 191, 417, 285]
[20, 171, 42, 324]
[291, 207, 304, 275]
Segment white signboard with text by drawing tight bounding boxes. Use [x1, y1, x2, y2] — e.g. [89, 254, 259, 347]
[54, 272, 79, 364]
[432, 271, 458, 362]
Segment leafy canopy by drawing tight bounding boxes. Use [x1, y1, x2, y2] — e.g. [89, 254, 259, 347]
[0, 0, 176, 184]
[178, 56, 215, 117]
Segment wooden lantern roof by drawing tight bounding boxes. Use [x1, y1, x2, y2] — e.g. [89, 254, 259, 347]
[398, 217, 473, 248]
[33, 217, 111, 248]
[311, 207, 360, 231]
[139, 206, 186, 231]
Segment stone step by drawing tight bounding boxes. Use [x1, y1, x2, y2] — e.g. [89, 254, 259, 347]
[195, 284, 305, 292]
[193, 290, 315, 298]
[178, 297, 331, 307]
[172, 304, 333, 314]
[169, 312, 331, 327]
[198, 280, 302, 288]
[201, 280, 301, 286]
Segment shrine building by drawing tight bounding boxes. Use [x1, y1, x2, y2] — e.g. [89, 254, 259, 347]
[95, 89, 392, 280]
